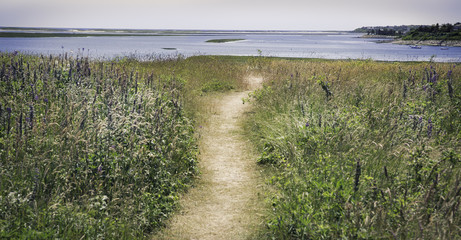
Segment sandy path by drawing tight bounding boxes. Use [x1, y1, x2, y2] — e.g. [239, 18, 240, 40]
[153, 75, 264, 240]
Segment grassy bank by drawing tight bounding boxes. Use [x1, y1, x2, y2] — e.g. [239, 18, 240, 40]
[245, 59, 461, 238]
[0, 53, 247, 239]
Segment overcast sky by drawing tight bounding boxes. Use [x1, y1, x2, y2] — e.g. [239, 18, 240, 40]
[1, 0, 460, 30]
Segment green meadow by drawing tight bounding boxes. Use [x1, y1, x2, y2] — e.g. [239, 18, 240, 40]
[1, 52, 460, 239]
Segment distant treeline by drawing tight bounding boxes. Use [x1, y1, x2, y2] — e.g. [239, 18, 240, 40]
[354, 23, 461, 40]
[403, 23, 461, 41]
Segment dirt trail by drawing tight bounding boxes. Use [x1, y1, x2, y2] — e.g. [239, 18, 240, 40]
[154, 75, 265, 240]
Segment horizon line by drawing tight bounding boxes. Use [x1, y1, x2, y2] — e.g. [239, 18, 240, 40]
[0, 26, 356, 32]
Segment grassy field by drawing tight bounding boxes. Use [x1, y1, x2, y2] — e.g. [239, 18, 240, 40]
[1, 52, 460, 239]
[245, 59, 461, 239]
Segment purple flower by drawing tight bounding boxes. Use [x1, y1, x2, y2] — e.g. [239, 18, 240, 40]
[427, 118, 433, 137]
[34, 95, 39, 101]
[418, 117, 422, 124]
[44, 98, 48, 103]
[305, 121, 310, 127]
[431, 74, 437, 83]
[97, 166, 102, 173]
[6, 107, 12, 113]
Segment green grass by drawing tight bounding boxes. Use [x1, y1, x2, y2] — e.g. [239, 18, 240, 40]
[205, 39, 245, 43]
[0, 53, 247, 239]
[245, 59, 461, 239]
[1, 52, 460, 239]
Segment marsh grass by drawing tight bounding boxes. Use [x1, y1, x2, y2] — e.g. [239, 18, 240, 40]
[205, 39, 245, 43]
[4, 51, 459, 239]
[0, 53, 247, 239]
[245, 59, 461, 239]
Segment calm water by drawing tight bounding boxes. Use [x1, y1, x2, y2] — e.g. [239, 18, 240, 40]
[1, 33, 461, 62]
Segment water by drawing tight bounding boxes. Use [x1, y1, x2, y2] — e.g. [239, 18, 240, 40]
[1, 32, 461, 62]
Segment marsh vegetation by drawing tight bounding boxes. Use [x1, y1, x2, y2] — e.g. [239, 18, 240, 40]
[245, 58, 461, 239]
[1, 52, 460, 239]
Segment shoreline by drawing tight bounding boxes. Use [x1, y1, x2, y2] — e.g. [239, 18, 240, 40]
[392, 39, 461, 47]
[359, 34, 461, 47]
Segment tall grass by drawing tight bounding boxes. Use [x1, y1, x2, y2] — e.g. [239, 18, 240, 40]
[246, 59, 461, 239]
[0, 53, 246, 239]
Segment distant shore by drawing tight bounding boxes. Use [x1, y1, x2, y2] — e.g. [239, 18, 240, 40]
[359, 34, 461, 47]
[392, 39, 461, 47]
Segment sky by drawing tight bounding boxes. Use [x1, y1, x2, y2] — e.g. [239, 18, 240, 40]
[0, 0, 460, 30]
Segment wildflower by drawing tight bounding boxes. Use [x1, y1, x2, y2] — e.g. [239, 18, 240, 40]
[427, 118, 433, 137]
[34, 95, 39, 101]
[6, 107, 12, 113]
[29, 105, 34, 129]
[431, 73, 437, 83]
[305, 121, 310, 127]
[97, 166, 103, 174]
[44, 98, 48, 103]
[418, 117, 422, 124]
